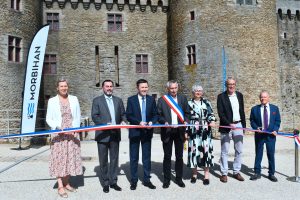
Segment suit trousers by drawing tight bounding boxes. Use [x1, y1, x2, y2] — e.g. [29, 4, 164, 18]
[162, 128, 184, 182]
[129, 135, 152, 184]
[97, 141, 119, 186]
[220, 122, 243, 175]
[254, 133, 276, 175]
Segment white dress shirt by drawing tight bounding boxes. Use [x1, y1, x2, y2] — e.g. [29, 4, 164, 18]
[228, 92, 241, 122]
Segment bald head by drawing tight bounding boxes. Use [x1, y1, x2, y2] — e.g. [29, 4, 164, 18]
[259, 90, 270, 105]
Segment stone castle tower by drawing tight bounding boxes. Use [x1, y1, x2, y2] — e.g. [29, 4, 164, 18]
[0, 0, 298, 135]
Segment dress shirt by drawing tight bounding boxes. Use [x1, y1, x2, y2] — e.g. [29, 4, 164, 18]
[228, 92, 241, 122]
[260, 103, 270, 129]
[171, 96, 178, 125]
[105, 94, 116, 124]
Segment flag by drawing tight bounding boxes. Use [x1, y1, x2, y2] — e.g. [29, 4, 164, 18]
[222, 46, 227, 92]
[21, 25, 49, 134]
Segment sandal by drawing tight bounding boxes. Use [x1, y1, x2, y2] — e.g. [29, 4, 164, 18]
[65, 185, 77, 193]
[58, 187, 68, 198]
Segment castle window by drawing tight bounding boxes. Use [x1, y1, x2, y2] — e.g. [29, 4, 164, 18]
[296, 10, 300, 21]
[8, 36, 22, 62]
[190, 11, 195, 21]
[11, 0, 21, 11]
[136, 54, 148, 73]
[47, 13, 59, 31]
[43, 54, 57, 74]
[236, 0, 255, 5]
[186, 45, 196, 65]
[108, 14, 122, 32]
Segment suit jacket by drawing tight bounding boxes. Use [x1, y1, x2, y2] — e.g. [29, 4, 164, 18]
[250, 104, 281, 133]
[217, 91, 246, 133]
[91, 95, 126, 142]
[126, 94, 158, 139]
[46, 94, 81, 130]
[157, 94, 189, 142]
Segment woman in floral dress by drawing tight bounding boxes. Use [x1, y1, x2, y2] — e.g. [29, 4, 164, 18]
[186, 84, 216, 185]
[46, 78, 82, 198]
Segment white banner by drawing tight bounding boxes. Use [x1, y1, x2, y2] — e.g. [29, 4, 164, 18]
[21, 25, 49, 134]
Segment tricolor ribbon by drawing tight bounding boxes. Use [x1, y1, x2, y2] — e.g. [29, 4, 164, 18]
[0, 124, 298, 146]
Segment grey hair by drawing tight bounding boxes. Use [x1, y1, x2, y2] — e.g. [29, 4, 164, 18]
[259, 90, 269, 98]
[166, 80, 178, 88]
[56, 77, 69, 87]
[192, 84, 203, 93]
[225, 76, 236, 85]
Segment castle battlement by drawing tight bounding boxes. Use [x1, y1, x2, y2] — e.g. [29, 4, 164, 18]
[44, 0, 168, 12]
[276, 0, 300, 14]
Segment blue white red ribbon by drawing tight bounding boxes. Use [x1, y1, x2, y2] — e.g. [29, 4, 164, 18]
[0, 124, 298, 146]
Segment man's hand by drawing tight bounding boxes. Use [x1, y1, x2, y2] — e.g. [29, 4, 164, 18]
[271, 131, 277, 136]
[230, 124, 237, 129]
[140, 121, 147, 126]
[120, 121, 127, 125]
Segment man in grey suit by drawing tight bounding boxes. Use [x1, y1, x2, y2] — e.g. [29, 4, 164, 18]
[91, 80, 126, 193]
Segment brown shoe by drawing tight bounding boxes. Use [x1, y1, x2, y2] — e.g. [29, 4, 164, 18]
[220, 175, 228, 183]
[233, 173, 245, 181]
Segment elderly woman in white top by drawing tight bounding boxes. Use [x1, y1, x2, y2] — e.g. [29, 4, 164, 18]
[46, 78, 82, 198]
[186, 84, 216, 185]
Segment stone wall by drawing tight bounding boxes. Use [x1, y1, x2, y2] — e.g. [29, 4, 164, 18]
[42, 1, 168, 122]
[277, 0, 300, 129]
[0, 0, 42, 134]
[168, 0, 282, 128]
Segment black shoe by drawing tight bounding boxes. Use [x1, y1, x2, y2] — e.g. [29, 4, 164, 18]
[130, 183, 137, 190]
[143, 181, 156, 189]
[190, 177, 197, 184]
[268, 175, 278, 182]
[103, 185, 109, 193]
[162, 181, 170, 189]
[110, 184, 122, 191]
[250, 174, 261, 181]
[203, 179, 210, 185]
[175, 179, 185, 188]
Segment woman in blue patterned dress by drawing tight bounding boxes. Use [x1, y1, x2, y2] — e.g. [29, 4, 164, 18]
[186, 84, 216, 185]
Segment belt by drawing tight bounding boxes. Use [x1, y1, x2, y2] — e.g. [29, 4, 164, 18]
[233, 120, 241, 124]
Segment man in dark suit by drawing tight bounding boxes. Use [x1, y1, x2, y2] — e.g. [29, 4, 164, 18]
[250, 90, 281, 182]
[126, 79, 158, 190]
[157, 80, 189, 188]
[217, 77, 246, 183]
[91, 80, 126, 193]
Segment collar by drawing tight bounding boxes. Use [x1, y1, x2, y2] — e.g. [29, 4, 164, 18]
[104, 94, 112, 100]
[228, 92, 236, 97]
[261, 103, 270, 108]
[138, 94, 146, 100]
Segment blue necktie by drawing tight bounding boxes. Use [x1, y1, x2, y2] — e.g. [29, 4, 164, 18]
[107, 97, 116, 125]
[263, 105, 268, 131]
[142, 96, 146, 122]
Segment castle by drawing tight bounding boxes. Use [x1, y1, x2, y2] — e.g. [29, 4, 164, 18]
[0, 0, 299, 136]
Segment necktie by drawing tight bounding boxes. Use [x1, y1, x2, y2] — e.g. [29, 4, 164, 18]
[263, 105, 268, 131]
[107, 97, 116, 125]
[142, 96, 146, 122]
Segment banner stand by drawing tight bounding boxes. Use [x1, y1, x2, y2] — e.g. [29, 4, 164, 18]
[288, 130, 300, 182]
[11, 25, 49, 150]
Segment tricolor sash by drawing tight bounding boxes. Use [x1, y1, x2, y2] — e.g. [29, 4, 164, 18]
[162, 95, 185, 123]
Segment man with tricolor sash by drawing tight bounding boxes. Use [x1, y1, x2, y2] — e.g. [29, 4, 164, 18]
[157, 80, 189, 188]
